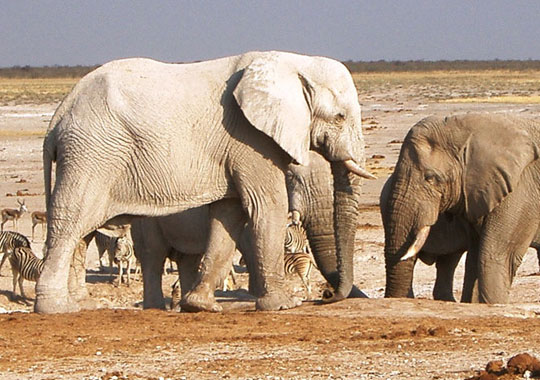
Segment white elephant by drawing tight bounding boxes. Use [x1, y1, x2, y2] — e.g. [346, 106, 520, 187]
[36, 51, 373, 314]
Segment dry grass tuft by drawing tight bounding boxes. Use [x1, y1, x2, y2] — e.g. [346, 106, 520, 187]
[0, 78, 78, 105]
[443, 95, 540, 104]
[0, 129, 46, 137]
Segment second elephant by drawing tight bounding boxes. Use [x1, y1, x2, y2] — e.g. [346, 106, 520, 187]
[381, 175, 470, 301]
[133, 150, 367, 310]
[382, 113, 540, 304]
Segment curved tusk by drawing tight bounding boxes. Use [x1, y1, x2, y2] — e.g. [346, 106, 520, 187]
[400, 225, 431, 261]
[343, 160, 377, 179]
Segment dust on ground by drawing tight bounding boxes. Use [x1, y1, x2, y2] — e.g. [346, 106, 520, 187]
[0, 77, 540, 379]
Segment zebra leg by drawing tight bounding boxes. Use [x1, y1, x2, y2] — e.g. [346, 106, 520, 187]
[18, 276, 30, 304]
[117, 262, 124, 285]
[68, 235, 92, 302]
[0, 252, 9, 276]
[126, 259, 131, 286]
[294, 268, 310, 301]
[11, 266, 19, 300]
[170, 278, 181, 311]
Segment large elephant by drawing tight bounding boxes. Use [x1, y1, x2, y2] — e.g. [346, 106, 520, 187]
[133, 150, 367, 310]
[36, 51, 373, 314]
[383, 113, 540, 304]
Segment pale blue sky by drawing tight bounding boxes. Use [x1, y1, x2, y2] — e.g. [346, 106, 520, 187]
[2, 0, 539, 67]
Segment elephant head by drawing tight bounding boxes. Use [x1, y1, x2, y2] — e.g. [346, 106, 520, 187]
[287, 150, 363, 303]
[383, 114, 539, 299]
[233, 53, 373, 303]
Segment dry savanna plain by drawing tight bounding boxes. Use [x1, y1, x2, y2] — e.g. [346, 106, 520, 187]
[0, 67, 540, 379]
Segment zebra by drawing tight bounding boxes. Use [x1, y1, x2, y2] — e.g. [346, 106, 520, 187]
[113, 234, 140, 286]
[284, 220, 317, 300]
[0, 231, 31, 276]
[170, 278, 181, 311]
[8, 246, 44, 303]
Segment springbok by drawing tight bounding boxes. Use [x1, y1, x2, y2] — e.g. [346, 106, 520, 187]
[31, 211, 47, 241]
[1, 199, 27, 232]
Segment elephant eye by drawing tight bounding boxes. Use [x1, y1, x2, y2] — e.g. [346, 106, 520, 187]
[424, 171, 440, 185]
[334, 113, 345, 122]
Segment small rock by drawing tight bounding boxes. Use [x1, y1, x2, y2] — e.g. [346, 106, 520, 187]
[485, 359, 504, 375]
[507, 353, 540, 375]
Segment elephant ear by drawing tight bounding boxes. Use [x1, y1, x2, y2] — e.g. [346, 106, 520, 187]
[462, 115, 539, 220]
[233, 54, 312, 166]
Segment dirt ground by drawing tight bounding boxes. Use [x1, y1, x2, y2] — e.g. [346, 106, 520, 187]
[1, 77, 540, 379]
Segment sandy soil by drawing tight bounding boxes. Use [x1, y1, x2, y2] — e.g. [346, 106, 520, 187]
[0, 90, 540, 379]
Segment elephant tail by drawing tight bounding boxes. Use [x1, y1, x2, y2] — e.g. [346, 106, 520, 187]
[43, 118, 59, 211]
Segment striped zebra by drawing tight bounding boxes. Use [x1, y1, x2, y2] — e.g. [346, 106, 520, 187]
[170, 278, 181, 311]
[0, 231, 31, 276]
[9, 246, 44, 303]
[284, 221, 317, 300]
[113, 234, 140, 286]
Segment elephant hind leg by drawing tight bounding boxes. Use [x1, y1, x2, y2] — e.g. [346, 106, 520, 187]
[35, 238, 81, 313]
[35, 179, 117, 313]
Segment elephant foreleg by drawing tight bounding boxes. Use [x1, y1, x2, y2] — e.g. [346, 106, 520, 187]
[477, 207, 536, 304]
[181, 199, 245, 312]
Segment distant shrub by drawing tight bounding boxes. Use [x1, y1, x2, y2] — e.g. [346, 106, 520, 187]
[343, 60, 540, 73]
[0, 65, 100, 78]
[2, 60, 540, 79]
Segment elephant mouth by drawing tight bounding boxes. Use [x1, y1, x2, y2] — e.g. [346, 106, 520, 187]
[400, 225, 431, 261]
[343, 159, 376, 179]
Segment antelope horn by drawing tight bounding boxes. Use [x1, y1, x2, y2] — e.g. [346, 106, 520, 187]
[400, 226, 431, 261]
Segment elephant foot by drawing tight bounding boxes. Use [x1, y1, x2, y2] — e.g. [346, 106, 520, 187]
[255, 290, 302, 311]
[34, 292, 80, 314]
[69, 286, 89, 302]
[143, 298, 167, 310]
[77, 297, 103, 310]
[180, 289, 222, 313]
[433, 293, 456, 302]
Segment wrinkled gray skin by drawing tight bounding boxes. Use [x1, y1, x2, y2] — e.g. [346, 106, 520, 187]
[383, 113, 540, 304]
[381, 175, 470, 301]
[36, 51, 371, 314]
[382, 175, 540, 302]
[286, 151, 367, 300]
[133, 150, 367, 310]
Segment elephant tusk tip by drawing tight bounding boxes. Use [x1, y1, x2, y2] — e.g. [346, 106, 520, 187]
[364, 172, 377, 180]
[400, 225, 432, 261]
[343, 160, 377, 179]
[400, 249, 417, 261]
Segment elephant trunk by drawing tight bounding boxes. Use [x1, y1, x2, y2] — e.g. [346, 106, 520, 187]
[385, 255, 416, 298]
[382, 173, 418, 298]
[321, 161, 362, 303]
[382, 174, 437, 298]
